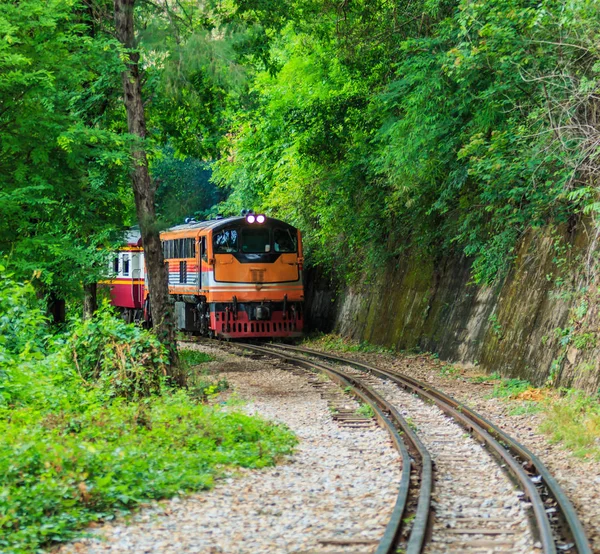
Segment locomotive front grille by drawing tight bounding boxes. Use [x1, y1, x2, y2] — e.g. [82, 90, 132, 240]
[250, 268, 266, 282]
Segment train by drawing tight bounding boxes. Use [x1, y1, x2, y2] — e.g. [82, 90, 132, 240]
[103, 213, 304, 339]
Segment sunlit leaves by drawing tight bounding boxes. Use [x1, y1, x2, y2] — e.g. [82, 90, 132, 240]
[217, 0, 600, 284]
[0, 0, 134, 299]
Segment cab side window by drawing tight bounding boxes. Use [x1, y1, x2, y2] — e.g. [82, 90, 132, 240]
[274, 228, 297, 253]
[201, 237, 208, 262]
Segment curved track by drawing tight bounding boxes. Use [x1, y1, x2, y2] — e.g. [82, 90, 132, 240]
[238, 343, 429, 553]
[219, 341, 591, 554]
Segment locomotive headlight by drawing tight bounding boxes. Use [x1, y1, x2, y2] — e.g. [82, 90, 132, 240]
[246, 214, 256, 224]
[256, 214, 266, 224]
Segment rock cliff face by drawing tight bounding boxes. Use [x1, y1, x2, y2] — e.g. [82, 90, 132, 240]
[306, 221, 600, 392]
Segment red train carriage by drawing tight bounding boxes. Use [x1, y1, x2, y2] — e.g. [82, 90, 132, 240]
[106, 215, 304, 339]
[102, 229, 145, 323]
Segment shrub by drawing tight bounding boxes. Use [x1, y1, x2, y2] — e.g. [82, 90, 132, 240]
[0, 275, 298, 552]
[67, 304, 168, 400]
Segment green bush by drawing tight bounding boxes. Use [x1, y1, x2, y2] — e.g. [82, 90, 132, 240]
[68, 304, 168, 400]
[0, 271, 54, 408]
[0, 274, 297, 553]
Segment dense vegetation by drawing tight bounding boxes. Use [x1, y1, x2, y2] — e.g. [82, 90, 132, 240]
[0, 0, 234, 311]
[2, 0, 600, 545]
[0, 272, 296, 552]
[5, 0, 597, 298]
[215, 0, 600, 283]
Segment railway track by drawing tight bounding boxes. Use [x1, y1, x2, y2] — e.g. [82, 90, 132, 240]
[205, 340, 591, 554]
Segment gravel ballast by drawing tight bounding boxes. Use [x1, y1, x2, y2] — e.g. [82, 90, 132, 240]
[331, 363, 535, 553]
[305, 343, 600, 553]
[56, 344, 402, 554]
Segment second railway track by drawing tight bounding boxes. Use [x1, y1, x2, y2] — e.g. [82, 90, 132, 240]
[212, 340, 591, 554]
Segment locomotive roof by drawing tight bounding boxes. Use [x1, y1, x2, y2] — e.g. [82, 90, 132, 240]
[166, 216, 297, 233]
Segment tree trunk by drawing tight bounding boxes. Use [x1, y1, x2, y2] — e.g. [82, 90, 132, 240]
[48, 293, 66, 325]
[113, 0, 183, 384]
[83, 282, 97, 320]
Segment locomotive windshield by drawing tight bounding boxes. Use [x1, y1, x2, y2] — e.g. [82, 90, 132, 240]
[241, 228, 270, 253]
[213, 221, 298, 256]
[274, 228, 297, 253]
[213, 228, 238, 253]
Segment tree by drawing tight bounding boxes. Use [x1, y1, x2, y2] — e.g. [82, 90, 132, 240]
[214, 0, 600, 285]
[113, 0, 183, 382]
[0, 0, 133, 321]
[153, 146, 224, 227]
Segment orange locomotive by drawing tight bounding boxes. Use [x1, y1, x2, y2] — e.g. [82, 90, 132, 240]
[107, 214, 304, 339]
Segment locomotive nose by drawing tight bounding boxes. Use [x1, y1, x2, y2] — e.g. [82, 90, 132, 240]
[255, 306, 271, 320]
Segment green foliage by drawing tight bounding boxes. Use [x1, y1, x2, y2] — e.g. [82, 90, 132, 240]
[0, 0, 290, 308]
[180, 348, 229, 402]
[0, 0, 134, 301]
[215, 0, 600, 284]
[68, 304, 169, 400]
[356, 403, 375, 418]
[0, 268, 48, 358]
[488, 314, 503, 338]
[153, 146, 225, 226]
[192, 377, 230, 401]
[438, 364, 460, 379]
[572, 333, 596, 351]
[179, 349, 216, 367]
[0, 276, 297, 552]
[0, 271, 53, 408]
[490, 378, 532, 399]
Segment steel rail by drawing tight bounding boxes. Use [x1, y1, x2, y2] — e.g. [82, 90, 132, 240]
[275, 344, 592, 554]
[233, 342, 433, 554]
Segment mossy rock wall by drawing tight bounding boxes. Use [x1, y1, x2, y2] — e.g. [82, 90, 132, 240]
[310, 220, 600, 392]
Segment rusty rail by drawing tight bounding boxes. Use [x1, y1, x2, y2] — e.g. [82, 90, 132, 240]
[233, 342, 432, 554]
[271, 344, 592, 554]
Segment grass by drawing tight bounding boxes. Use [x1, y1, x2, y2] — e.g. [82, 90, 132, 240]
[470, 371, 502, 383]
[508, 402, 544, 416]
[304, 333, 395, 354]
[404, 416, 418, 432]
[489, 378, 533, 399]
[470, 369, 600, 460]
[473, 373, 545, 416]
[356, 403, 375, 417]
[179, 348, 226, 401]
[179, 349, 216, 368]
[438, 364, 461, 378]
[540, 390, 600, 460]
